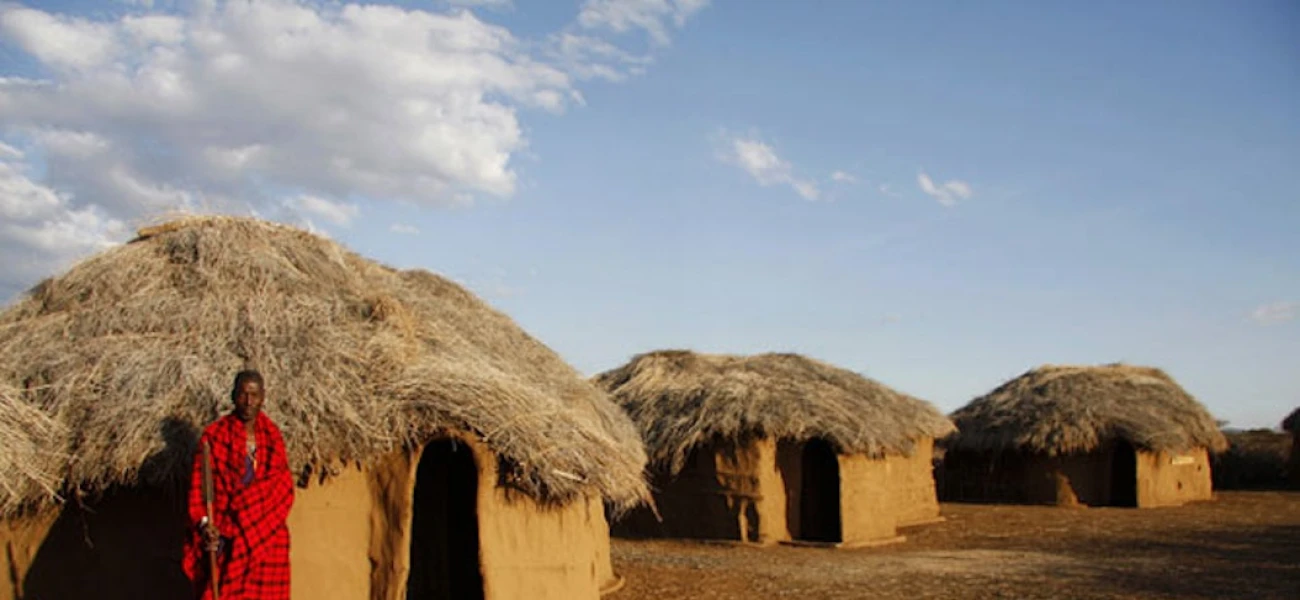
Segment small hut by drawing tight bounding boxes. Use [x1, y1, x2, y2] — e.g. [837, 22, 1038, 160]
[1284, 407, 1300, 488]
[940, 364, 1227, 508]
[594, 350, 955, 548]
[0, 216, 648, 600]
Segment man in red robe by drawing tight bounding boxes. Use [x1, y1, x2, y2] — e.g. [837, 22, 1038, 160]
[183, 370, 295, 599]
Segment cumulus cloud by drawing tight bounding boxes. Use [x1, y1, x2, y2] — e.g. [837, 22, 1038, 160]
[716, 132, 820, 201]
[283, 194, 359, 226]
[917, 170, 972, 207]
[0, 7, 121, 71]
[578, 0, 708, 46]
[0, 0, 709, 295]
[1, 2, 576, 206]
[1250, 301, 1297, 325]
[545, 32, 653, 82]
[0, 144, 129, 299]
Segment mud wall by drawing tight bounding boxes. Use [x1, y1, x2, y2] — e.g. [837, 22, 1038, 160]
[836, 453, 901, 544]
[885, 437, 941, 526]
[611, 438, 777, 544]
[465, 435, 610, 600]
[939, 450, 1114, 507]
[1136, 449, 1213, 507]
[288, 463, 376, 600]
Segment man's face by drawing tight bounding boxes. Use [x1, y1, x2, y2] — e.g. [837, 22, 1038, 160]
[234, 380, 264, 423]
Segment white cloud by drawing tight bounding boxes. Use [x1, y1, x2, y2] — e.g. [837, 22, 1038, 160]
[830, 170, 856, 183]
[717, 132, 820, 201]
[0, 7, 121, 71]
[0, 0, 706, 295]
[283, 194, 359, 226]
[0, 147, 128, 299]
[1250, 302, 1297, 325]
[1, 2, 579, 213]
[789, 180, 819, 201]
[121, 15, 186, 45]
[390, 223, 420, 235]
[445, 0, 513, 7]
[878, 183, 902, 198]
[917, 170, 972, 207]
[546, 33, 653, 82]
[0, 141, 22, 160]
[578, 0, 709, 46]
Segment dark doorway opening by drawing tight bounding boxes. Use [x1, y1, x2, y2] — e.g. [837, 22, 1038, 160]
[798, 439, 842, 542]
[1110, 441, 1138, 507]
[407, 440, 484, 600]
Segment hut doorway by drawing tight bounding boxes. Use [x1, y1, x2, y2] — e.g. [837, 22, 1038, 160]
[1109, 441, 1138, 507]
[407, 440, 484, 600]
[797, 439, 841, 543]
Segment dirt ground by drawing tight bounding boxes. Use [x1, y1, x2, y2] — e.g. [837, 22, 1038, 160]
[608, 491, 1300, 600]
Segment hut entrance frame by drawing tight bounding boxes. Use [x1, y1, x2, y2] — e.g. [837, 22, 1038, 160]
[778, 438, 842, 543]
[406, 439, 485, 600]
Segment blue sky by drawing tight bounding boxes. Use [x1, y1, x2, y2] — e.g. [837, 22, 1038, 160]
[1, 1, 1296, 428]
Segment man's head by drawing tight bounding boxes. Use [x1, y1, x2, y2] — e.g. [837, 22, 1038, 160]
[231, 370, 265, 423]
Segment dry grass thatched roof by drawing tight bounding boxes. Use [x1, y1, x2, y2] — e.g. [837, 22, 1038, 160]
[944, 364, 1228, 455]
[0, 384, 69, 516]
[592, 350, 956, 474]
[1283, 408, 1300, 433]
[0, 215, 647, 517]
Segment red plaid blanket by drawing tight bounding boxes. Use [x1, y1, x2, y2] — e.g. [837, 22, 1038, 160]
[183, 412, 295, 599]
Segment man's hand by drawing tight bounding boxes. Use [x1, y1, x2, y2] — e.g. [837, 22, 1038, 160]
[202, 521, 221, 553]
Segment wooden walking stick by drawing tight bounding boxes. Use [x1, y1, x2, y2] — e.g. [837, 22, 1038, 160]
[201, 439, 221, 600]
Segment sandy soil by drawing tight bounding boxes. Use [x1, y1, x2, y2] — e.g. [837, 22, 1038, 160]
[609, 491, 1300, 600]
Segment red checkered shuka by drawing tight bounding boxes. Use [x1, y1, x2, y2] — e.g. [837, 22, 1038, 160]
[183, 412, 295, 600]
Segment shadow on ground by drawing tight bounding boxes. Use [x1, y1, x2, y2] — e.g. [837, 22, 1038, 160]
[1060, 524, 1300, 600]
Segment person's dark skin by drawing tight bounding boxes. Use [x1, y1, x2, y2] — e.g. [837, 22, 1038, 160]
[201, 379, 264, 550]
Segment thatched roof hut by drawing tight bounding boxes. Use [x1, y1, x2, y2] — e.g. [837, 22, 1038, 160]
[596, 350, 956, 473]
[1284, 407, 1300, 489]
[940, 363, 1226, 508]
[595, 350, 955, 547]
[0, 215, 645, 600]
[944, 364, 1227, 456]
[1283, 407, 1300, 433]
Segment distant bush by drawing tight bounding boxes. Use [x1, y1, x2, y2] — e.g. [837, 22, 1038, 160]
[1211, 429, 1293, 490]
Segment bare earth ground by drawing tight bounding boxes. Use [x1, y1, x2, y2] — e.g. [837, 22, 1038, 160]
[608, 491, 1300, 600]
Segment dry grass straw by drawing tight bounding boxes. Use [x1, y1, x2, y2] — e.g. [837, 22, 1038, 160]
[0, 215, 647, 517]
[593, 350, 956, 475]
[944, 363, 1228, 455]
[0, 384, 69, 516]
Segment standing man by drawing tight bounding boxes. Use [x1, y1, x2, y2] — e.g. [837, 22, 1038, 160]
[184, 370, 295, 599]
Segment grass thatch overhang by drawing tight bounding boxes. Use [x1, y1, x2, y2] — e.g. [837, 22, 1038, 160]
[1283, 408, 1300, 433]
[592, 350, 957, 475]
[943, 363, 1229, 456]
[0, 215, 648, 518]
[0, 384, 69, 516]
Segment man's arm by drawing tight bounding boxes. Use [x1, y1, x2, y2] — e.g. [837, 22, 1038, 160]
[187, 436, 208, 528]
[189, 429, 239, 540]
